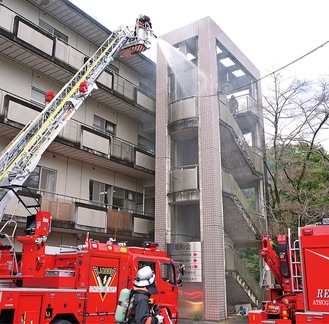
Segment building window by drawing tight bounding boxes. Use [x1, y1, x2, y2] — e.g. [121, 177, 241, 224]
[112, 187, 125, 209]
[139, 76, 155, 97]
[138, 135, 154, 154]
[89, 180, 111, 204]
[24, 166, 56, 193]
[107, 64, 119, 74]
[39, 19, 68, 43]
[93, 115, 116, 134]
[144, 187, 155, 216]
[112, 187, 143, 213]
[31, 87, 46, 105]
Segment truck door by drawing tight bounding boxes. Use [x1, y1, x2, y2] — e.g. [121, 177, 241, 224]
[15, 295, 42, 324]
[136, 261, 178, 310]
[85, 256, 119, 323]
[157, 262, 178, 307]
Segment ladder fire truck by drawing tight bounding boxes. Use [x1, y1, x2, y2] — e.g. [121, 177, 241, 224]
[0, 17, 183, 324]
[248, 220, 329, 323]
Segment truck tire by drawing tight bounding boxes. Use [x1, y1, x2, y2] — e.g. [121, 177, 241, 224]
[52, 320, 72, 324]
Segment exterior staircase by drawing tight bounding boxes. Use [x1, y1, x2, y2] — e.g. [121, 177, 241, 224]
[226, 248, 267, 312]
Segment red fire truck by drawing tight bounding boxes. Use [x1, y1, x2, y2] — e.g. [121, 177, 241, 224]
[0, 206, 183, 323]
[248, 220, 329, 323]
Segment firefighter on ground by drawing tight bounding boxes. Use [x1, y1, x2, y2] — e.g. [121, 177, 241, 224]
[126, 266, 164, 323]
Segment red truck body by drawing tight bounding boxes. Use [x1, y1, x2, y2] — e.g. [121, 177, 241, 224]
[0, 211, 180, 324]
[248, 222, 329, 323]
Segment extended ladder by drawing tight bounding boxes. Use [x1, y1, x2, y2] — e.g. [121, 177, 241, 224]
[0, 22, 153, 222]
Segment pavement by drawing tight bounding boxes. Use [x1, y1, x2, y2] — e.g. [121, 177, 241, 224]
[179, 313, 248, 323]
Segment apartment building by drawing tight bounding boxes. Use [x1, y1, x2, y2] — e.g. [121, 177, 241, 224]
[155, 18, 267, 321]
[0, 1, 267, 322]
[0, 0, 156, 246]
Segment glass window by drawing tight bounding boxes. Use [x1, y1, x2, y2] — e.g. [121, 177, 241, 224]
[139, 76, 155, 98]
[89, 180, 111, 204]
[112, 187, 145, 213]
[136, 193, 143, 214]
[24, 166, 40, 189]
[138, 135, 154, 154]
[161, 263, 176, 284]
[40, 167, 56, 193]
[144, 187, 155, 216]
[24, 166, 56, 193]
[93, 115, 116, 134]
[39, 19, 68, 43]
[138, 261, 156, 274]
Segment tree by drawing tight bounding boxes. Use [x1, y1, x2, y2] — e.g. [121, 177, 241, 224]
[263, 73, 329, 237]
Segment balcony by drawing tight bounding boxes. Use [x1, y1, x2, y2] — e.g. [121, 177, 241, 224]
[0, 3, 155, 127]
[233, 95, 260, 135]
[0, 88, 155, 180]
[168, 165, 200, 204]
[3, 189, 154, 241]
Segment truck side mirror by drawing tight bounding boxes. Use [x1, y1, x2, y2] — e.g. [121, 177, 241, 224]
[177, 264, 185, 286]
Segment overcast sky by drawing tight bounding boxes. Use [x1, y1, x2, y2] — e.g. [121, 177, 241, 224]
[70, 0, 329, 149]
[70, 0, 329, 82]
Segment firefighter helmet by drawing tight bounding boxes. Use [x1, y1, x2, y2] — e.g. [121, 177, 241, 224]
[134, 266, 155, 287]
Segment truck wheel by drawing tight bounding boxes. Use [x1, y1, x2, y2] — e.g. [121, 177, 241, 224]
[52, 320, 72, 324]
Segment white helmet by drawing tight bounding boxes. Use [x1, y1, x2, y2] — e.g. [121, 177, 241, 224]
[134, 266, 155, 287]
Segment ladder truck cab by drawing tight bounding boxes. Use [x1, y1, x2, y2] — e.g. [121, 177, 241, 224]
[248, 218, 329, 324]
[0, 207, 184, 323]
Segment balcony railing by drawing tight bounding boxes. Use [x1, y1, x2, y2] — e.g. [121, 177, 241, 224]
[4, 189, 154, 237]
[168, 97, 198, 124]
[234, 95, 259, 116]
[0, 88, 155, 172]
[169, 165, 199, 193]
[0, 3, 155, 112]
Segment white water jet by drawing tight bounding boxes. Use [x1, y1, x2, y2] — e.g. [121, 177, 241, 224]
[157, 38, 198, 99]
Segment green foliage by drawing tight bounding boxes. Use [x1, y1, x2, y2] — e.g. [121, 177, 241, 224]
[237, 248, 260, 281]
[190, 313, 202, 321]
[266, 142, 329, 237]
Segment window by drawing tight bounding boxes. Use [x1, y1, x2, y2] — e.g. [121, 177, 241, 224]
[39, 19, 68, 43]
[138, 261, 156, 274]
[144, 187, 155, 216]
[89, 180, 111, 204]
[31, 87, 46, 105]
[161, 263, 176, 284]
[24, 166, 56, 193]
[112, 187, 124, 209]
[139, 76, 155, 98]
[107, 64, 119, 74]
[138, 135, 154, 153]
[112, 187, 144, 213]
[93, 115, 116, 134]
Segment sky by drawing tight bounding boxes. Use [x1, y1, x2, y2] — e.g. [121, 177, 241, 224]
[70, 0, 329, 149]
[69, 0, 329, 82]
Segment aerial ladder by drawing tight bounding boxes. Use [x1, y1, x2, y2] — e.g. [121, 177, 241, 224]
[0, 17, 154, 222]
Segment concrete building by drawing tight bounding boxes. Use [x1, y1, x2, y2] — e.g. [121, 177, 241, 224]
[155, 18, 267, 321]
[0, 1, 267, 322]
[0, 0, 157, 246]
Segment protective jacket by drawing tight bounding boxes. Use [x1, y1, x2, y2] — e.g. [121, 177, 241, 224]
[127, 286, 159, 324]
